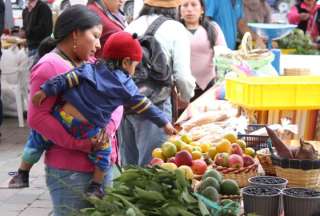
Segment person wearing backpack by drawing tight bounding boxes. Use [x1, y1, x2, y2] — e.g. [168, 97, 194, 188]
[119, 0, 196, 166]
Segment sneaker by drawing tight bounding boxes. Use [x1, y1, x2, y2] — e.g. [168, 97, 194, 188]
[8, 172, 29, 188]
[85, 182, 104, 199]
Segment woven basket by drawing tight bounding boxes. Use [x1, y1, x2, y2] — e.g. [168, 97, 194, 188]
[256, 148, 276, 176]
[212, 162, 259, 188]
[272, 155, 320, 188]
[237, 32, 272, 62]
[275, 166, 320, 188]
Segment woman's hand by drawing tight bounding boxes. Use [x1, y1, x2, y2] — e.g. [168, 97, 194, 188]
[90, 128, 110, 151]
[163, 122, 177, 135]
[32, 90, 47, 106]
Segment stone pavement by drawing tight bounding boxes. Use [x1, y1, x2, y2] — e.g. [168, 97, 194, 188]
[0, 118, 53, 216]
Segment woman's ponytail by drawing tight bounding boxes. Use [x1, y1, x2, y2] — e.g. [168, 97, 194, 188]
[32, 36, 59, 65]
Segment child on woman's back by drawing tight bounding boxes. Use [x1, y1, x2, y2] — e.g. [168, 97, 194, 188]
[10, 31, 176, 198]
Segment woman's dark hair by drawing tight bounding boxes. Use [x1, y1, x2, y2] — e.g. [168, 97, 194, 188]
[179, 0, 216, 48]
[139, 4, 177, 19]
[37, 5, 101, 60]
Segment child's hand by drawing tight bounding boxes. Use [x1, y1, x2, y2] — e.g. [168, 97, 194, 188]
[90, 128, 109, 151]
[32, 90, 47, 106]
[163, 122, 177, 135]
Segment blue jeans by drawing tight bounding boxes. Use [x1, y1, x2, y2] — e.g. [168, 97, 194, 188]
[119, 98, 172, 166]
[46, 165, 113, 216]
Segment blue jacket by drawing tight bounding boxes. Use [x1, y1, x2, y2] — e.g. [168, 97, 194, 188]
[205, 0, 243, 50]
[41, 62, 169, 128]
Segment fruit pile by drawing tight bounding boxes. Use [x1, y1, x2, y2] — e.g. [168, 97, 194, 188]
[243, 186, 280, 196]
[250, 176, 286, 185]
[283, 188, 320, 198]
[196, 169, 240, 202]
[150, 133, 212, 178]
[211, 133, 256, 170]
[277, 29, 319, 55]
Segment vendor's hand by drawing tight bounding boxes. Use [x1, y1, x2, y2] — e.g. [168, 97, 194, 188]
[32, 90, 47, 106]
[300, 13, 310, 21]
[90, 128, 109, 151]
[163, 122, 177, 135]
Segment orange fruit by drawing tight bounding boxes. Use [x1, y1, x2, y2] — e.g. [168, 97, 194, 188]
[200, 143, 211, 153]
[190, 141, 200, 146]
[216, 139, 232, 153]
[152, 148, 165, 160]
[208, 147, 218, 160]
[223, 133, 237, 143]
[192, 151, 202, 160]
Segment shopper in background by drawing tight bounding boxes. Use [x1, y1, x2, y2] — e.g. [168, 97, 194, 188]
[179, 0, 226, 101]
[22, 0, 53, 57]
[205, 0, 265, 50]
[288, 0, 320, 41]
[88, 0, 126, 58]
[119, 0, 196, 166]
[244, 0, 272, 23]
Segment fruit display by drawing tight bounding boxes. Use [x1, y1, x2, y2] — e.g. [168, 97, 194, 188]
[81, 166, 240, 216]
[195, 169, 240, 216]
[209, 134, 259, 187]
[248, 176, 288, 189]
[212, 134, 257, 169]
[277, 29, 319, 55]
[283, 187, 320, 198]
[150, 134, 212, 178]
[196, 169, 240, 197]
[242, 186, 282, 216]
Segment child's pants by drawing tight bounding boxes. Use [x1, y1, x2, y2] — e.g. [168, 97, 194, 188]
[22, 107, 111, 171]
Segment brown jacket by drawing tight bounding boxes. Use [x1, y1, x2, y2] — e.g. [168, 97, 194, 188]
[244, 0, 272, 23]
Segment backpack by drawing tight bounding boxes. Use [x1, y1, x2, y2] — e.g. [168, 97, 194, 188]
[133, 16, 173, 105]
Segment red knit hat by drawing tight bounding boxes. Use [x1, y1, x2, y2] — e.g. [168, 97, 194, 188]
[102, 32, 143, 62]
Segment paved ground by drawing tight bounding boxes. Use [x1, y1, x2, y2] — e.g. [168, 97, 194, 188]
[0, 118, 52, 215]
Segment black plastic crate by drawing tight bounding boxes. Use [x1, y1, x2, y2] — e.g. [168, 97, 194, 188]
[238, 124, 269, 151]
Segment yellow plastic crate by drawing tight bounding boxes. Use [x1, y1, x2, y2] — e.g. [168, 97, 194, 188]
[225, 76, 320, 110]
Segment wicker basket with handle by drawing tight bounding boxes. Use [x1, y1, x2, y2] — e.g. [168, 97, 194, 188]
[212, 161, 259, 188]
[256, 147, 276, 176]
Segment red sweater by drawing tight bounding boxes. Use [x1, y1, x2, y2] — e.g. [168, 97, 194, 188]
[88, 3, 124, 58]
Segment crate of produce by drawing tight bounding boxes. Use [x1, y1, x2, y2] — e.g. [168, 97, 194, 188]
[238, 124, 269, 151]
[225, 76, 320, 110]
